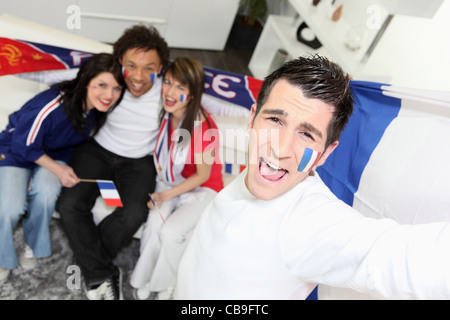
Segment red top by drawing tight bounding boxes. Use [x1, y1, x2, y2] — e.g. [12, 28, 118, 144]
[169, 114, 223, 193]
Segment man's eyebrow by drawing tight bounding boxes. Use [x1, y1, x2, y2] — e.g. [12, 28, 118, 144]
[300, 122, 323, 139]
[124, 59, 156, 67]
[262, 108, 324, 139]
[261, 108, 288, 117]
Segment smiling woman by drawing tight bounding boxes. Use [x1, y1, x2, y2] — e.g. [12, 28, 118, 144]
[86, 72, 124, 113]
[0, 53, 124, 281]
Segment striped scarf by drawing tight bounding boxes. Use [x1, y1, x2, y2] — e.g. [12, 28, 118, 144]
[153, 112, 194, 186]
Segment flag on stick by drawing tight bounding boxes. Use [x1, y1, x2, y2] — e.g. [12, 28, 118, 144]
[96, 180, 123, 207]
[79, 179, 123, 207]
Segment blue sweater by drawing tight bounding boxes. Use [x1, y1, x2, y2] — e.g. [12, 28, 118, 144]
[0, 87, 95, 169]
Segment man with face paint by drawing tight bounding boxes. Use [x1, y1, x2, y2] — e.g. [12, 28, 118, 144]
[56, 25, 170, 300]
[175, 55, 450, 300]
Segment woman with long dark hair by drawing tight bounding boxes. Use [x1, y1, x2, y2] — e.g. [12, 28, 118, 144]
[0, 53, 124, 281]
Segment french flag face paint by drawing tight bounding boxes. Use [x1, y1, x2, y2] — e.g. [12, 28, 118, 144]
[149, 71, 157, 83]
[298, 147, 321, 173]
[179, 94, 189, 102]
[121, 65, 129, 79]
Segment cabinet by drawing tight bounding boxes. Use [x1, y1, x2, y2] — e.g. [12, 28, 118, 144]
[249, 0, 389, 79]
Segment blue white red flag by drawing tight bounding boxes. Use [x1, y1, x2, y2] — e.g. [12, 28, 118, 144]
[223, 163, 246, 176]
[316, 80, 450, 299]
[96, 180, 123, 207]
[317, 81, 402, 206]
[316, 81, 450, 226]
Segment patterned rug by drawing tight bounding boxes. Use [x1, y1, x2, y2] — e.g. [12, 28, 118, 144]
[1, 218, 140, 300]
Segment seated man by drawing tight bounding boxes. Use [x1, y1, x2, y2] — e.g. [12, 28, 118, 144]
[175, 55, 450, 300]
[56, 25, 170, 300]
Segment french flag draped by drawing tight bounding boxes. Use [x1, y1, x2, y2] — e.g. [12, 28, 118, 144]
[317, 81, 402, 206]
[316, 80, 450, 299]
[317, 81, 450, 226]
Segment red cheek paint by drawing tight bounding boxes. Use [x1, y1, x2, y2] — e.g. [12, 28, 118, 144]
[122, 66, 129, 79]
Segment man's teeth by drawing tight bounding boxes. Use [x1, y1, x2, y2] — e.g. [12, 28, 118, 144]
[131, 82, 144, 89]
[262, 158, 283, 170]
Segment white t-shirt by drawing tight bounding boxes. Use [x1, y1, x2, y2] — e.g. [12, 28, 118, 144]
[175, 169, 450, 300]
[94, 78, 162, 158]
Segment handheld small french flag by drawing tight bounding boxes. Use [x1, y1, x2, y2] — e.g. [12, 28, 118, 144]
[298, 148, 321, 173]
[96, 180, 123, 207]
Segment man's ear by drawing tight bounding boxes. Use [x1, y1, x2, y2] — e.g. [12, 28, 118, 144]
[247, 103, 257, 131]
[316, 140, 339, 167]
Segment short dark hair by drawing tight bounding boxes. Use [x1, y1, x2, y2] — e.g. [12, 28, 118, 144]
[255, 54, 354, 148]
[113, 24, 170, 71]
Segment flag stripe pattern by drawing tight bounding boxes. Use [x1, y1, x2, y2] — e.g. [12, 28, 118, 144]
[224, 163, 246, 175]
[26, 95, 61, 146]
[180, 94, 189, 102]
[96, 180, 123, 207]
[316, 81, 401, 206]
[298, 148, 321, 173]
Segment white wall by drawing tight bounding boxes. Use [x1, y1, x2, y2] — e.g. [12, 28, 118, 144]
[361, 0, 450, 91]
[269, 0, 450, 92]
[0, 0, 239, 50]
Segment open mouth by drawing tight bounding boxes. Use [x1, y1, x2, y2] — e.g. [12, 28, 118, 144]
[164, 97, 177, 107]
[259, 157, 288, 181]
[129, 80, 145, 92]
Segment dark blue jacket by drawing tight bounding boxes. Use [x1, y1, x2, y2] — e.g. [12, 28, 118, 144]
[0, 86, 95, 169]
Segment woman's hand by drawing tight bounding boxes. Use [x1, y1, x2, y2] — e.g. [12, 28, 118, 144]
[56, 165, 80, 188]
[34, 154, 79, 188]
[147, 191, 172, 209]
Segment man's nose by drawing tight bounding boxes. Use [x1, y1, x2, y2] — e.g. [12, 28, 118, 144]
[131, 67, 146, 80]
[272, 128, 294, 159]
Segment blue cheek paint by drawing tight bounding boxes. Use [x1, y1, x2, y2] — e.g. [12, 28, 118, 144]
[298, 147, 321, 172]
[179, 94, 189, 102]
[150, 71, 157, 83]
